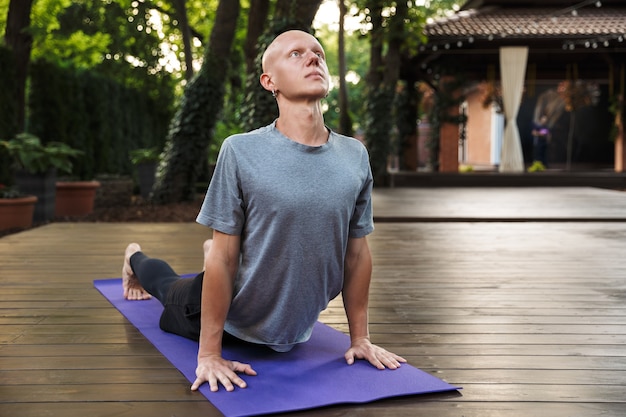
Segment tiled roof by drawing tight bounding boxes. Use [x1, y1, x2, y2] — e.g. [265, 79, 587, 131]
[425, 6, 626, 40]
[461, 0, 625, 8]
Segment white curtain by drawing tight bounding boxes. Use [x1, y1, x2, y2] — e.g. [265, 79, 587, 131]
[499, 46, 528, 172]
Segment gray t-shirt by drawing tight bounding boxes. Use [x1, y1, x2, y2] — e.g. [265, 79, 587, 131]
[196, 121, 374, 351]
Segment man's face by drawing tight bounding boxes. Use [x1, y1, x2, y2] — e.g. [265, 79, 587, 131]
[262, 31, 330, 100]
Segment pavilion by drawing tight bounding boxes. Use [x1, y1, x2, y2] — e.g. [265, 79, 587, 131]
[416, 0, 626, 173]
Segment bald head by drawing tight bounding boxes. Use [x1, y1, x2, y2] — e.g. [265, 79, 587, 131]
[259, 30, 329, 100]
[261, 30, 322, 73]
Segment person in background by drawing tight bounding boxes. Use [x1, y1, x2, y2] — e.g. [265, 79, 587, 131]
[531, 114, 551, 168]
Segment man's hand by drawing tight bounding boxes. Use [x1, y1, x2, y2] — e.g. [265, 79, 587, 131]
[191, 354, 257, 392]
[344, 337, 407, 370]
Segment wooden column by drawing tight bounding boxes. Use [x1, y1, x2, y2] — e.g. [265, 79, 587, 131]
[436, 76, 461, 173]
[439, 107, 460, 173]
[614, 101, 625, 172]
[613, 63, 625, 172]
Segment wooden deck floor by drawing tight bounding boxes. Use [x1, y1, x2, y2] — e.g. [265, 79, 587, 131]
[1, 187, 626, 416]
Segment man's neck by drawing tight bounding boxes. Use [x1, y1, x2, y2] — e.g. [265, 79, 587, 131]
[275, 102, 328, 146]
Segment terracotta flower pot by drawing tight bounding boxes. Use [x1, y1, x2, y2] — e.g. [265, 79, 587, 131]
[0, 195, 38, 231]
[55, 181, 101, 217]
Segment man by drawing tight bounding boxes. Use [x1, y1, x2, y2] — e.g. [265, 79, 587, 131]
[531, 114, 551, 168]
[122, 29, 406, 393]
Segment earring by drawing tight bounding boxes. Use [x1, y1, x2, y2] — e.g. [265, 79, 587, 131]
[272, 89, 277, 98]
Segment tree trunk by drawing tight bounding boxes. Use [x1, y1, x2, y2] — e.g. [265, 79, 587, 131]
[244, 0, 271, 76]
[274, 0, 321, 25]
[241, 0, 323, 131]
[398, 58, 420, 171]
[337, 0, 352, 136]
[151, 0, 241, 203]
[365, 1, 384, 91]
[4, 0, 34, 133]
[172, 0, 194, 81]
[363, 0, 407, 186]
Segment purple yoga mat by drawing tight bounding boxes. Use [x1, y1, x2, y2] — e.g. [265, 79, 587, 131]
[94, 278, 459, 417]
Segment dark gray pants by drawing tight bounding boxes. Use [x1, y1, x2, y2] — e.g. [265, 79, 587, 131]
[130, 252, 203, 340]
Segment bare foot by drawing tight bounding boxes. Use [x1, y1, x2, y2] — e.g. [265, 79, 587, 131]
[122, 243, 152, 300]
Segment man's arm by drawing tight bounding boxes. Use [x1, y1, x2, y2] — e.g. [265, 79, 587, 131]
[191, 230, 257, 392]
[342, 236, 406, 369]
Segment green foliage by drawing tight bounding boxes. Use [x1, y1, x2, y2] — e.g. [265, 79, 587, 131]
[211, 6, 249, 143]
[153, 57, 227, 202]
[13, 0, 178, 180]
[364, 85, 397, 183]
[152, 0, 241, 204]
[314, 23, 370, 132]
[27, 59, 173, 179]
[0, 184, 23, 199]
[29, 0, 176, 95]
[348, 0, 463, 177]
[0, 1, 8, 32]
[31, 0, 111, 68]
[394, 80, 421, 169]
[211, 120, 240, 164]
[0, 133, 83, 175]
[2, 0, 467, 192]
[130, 147, 161, 165]
[240, 26, 286, 132]
[144, 0, 221, 83]
[351, 0, 454, 50]
[527, 160, 546, 172]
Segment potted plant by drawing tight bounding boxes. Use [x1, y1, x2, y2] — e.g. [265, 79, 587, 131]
[55, 178, 101, 217]
[130, 147, 161, 199]
[0, 133, 83, 222]
[0, 183, 38, 232]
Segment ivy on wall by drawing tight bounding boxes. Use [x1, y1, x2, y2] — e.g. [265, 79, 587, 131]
[27, 59, 174, 180]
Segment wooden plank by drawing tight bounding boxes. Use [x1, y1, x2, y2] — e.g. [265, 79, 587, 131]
[0, 403, 224, 417]
[0, 356, 178, 371]
[1, 368, 189, 385]
[1, 401, 623, 417]
[0, 343, 161, 356]
[1, 383, 208, 402]
[2, 186, 626, 416]
[371, 187, 626, 220]
[3, 382, 626, 405]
